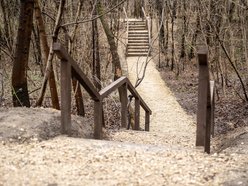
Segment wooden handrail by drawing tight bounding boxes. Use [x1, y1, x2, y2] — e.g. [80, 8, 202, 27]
[53, 42, 152, 139]
[99, 76, 152, 131]
[99, 76, 126, 98]
[123, 7, 128, 22]
[99, 77, 152, 114]
[142, 7, 151, 48]
[126, 79, 152, 113]
[196, 46, 215, 154]
[53, 43, 100, 100]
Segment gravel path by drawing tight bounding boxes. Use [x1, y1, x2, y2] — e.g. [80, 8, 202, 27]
[1, 137, 247, 186]
[125, 57, 195, 147]
[0, 57, 248, 185]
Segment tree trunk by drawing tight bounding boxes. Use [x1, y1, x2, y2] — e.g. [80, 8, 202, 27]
[92, 10, 101, 90]
[12, 0, 34, 107]
[170, 1, 177, 71]
[180, 0, 186, 59]
[165, 1, 169, 67]
[69, 0, 85, 116]
[97, 2, 122, 81]
[36, 0, 65, 109]
[189, 14, 200, 60]
[156, 0, 165, 53]
[0, 0, 14, 58]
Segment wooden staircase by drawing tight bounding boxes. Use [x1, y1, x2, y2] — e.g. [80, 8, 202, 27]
[127, 20, 150, 57]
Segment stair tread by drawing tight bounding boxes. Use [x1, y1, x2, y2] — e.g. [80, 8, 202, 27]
[128, 46, 149, 48]
[128, 49, 149, 51]
[129, 27, 146, 29]
[128, 31, 148, 33]
[129, 34, 148, 36]
[127, 53, 150, 57]
[128, 36, 148, 38]
[129, 37, 148, 39]
[128, 39, 149, 43]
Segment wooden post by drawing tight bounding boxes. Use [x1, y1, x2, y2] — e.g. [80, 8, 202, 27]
[134, 98, 140, 130]
[210, 81, 215, 137]
[0, 69, 3, 103]
[196, 47, 209, 146]
[60, 59, 71, 134]
[121, 83, 128, 128]
[145, 111, 150, 131]
[205, 81, 211, 154]
[94, 100, 103, 139]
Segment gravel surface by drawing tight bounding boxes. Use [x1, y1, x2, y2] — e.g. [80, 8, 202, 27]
[0, 137, 247, 186]
[0, 57, 248, 185]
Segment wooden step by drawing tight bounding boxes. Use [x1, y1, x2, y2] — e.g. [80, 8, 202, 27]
[129, 23, 146, 27]
[128, 37, 148, 40]
[128, 32, 148, 35]
[129, 21, 146, 25]
[128, 49, 149, 53]
[129, 24, 146, 27]
[128, 44, 149, 48]
[126, 20, 150, 57]
[127, 52, 150, 57]
[129, 27, 146, 31]
[128, 46, 149, 49]
[128, 34, 148, 38]
[128, 31, 148, 34]
[128, 40, 149, 44]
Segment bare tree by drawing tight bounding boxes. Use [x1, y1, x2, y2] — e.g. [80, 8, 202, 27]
[12, 0, 34, 107]
[36, 0, 66, 109]
[97, 1, 123, 81]
[92, 3, 101, 90]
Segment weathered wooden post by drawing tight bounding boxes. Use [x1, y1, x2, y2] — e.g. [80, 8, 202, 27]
[134, 97, 140, 130]
[145, 111, 150, 131]
[196, 47, 209, 147]
[196, 46, 215, 154]
[60, 59, 72, 135]
[121, 83, 128, 128]
[94, 100, 103, 139]
[0, 69, 3, 103]
[210, 81, 215, 137]
[205, 84, 211, 154]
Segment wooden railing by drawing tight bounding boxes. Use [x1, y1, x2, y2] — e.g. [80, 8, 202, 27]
[53, 43, 152, 139]
[142, 7, 151, 49]
[196, 46, 215, 154]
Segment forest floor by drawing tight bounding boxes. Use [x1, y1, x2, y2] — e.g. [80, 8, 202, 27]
[0, 57, 248, 185]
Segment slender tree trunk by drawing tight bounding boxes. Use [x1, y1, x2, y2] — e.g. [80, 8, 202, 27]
[240, 10, 248, 69]
[36, 0, 65, 109]
[180, 0, 187, 71]
[170, 1, 176, 71]
[97, 2, 122, 81]
[0, 0, 14, 57]
[92, 9, 101, 90]
[189, 14, 200, 60]
[12, 0, 34, 107]
[156, 0, 165, 54]
[69, 0, 85, 116]
[165, 2, 169, 67]
[34, 0, 60, 109]
[32, 25, 43, 72]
